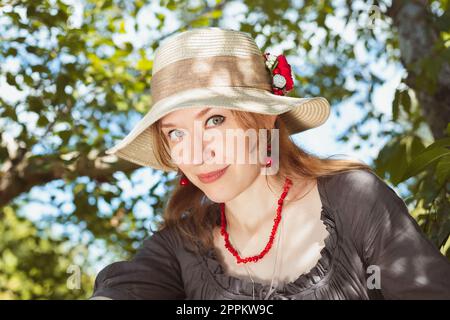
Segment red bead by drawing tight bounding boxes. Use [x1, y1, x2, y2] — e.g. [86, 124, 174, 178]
[180, 177, 189, 186]
[265, 157, 272, 167]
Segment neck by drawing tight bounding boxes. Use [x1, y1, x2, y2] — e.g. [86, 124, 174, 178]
[222, 174, 306, 236]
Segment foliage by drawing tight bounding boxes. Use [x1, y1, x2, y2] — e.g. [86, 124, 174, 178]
[0, 0, 449, 298]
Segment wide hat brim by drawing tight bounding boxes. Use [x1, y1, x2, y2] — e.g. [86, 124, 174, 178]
[105, 86, 331, 172]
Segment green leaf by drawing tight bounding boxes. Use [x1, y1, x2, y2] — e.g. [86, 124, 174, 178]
[166, 0, 177, 11]
[374, 135, 409, 184]
[37, 115, 50, 127]
[116, 101, 128, 111]
[401, 90, 411, 115]
[6, 73, 17, 86]
[191, 16, 209, 27]
[210, 10, 222, 19]
[58, 130, 72, 144]
[434, 10, 450, 31]
[270, 60, 279, 73]
[31, 64, 49, 74]
[119, 20, 126, 33]
[28, 96, 44, 113]
[436, 155, 450, 186]
[136, 58, 152, 72]
[410, 135, 426, 159]
[391, 136, 410, 184]
[400, 137, 450, 182]
[392, 89, 400, 121]
[6, 47, 18, 56]
[156, 13, 165, 22]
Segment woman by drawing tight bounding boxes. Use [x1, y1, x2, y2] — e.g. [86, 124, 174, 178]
[90, 27, 450, 300]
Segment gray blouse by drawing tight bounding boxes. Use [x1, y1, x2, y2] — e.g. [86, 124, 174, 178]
[90, 169, 450, 300]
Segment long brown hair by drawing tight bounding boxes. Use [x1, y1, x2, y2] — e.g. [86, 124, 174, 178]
[150, 110, 374, 255]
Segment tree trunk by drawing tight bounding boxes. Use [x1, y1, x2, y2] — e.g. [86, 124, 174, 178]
[388, 0, 450, 140]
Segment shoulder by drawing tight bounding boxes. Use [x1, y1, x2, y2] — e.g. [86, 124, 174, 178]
[91, 225, 187, 299]
[137, 225, 183, 259]
[323, 168, 385, 190]
[95, 226, 181, 281]
[319, 168, 410, 241]
[320, 168, 399, 211]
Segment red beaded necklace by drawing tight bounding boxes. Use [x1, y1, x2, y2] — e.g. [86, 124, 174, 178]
[220, 177, 293, 264]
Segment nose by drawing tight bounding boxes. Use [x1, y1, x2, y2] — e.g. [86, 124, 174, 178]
[191, 127, 220, 166]
[203, 146, 216, 163]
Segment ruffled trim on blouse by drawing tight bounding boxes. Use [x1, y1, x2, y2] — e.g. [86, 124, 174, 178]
[199, 201, 339, 300]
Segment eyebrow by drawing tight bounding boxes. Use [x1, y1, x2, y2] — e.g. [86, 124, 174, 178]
[161, 107, 212, 129]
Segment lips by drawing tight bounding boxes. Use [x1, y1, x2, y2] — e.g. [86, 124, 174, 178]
[197, 165, 230, 184]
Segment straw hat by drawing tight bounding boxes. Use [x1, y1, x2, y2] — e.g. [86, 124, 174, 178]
[105, 27, 331, 172]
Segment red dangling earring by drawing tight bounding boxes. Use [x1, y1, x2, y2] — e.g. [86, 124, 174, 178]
[265, 143, 272, 167]
[180, 174, 189, 186]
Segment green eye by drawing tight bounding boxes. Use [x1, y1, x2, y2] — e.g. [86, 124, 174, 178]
[206, 115, 225, 128]
[168, 129, 185, 141]
[167, 115, 224, 142]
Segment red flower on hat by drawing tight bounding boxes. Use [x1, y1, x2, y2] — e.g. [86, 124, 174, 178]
[263, 53, 294, 96]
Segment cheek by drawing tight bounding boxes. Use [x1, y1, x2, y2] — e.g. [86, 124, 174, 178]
[177, 165, 190, 180]
[219, 131, 258, 165]
[188, 161, 262, 203]
[235, 163, 261, 186]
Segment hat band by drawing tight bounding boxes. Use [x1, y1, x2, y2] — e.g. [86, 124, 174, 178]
[150, 54, 272, 104]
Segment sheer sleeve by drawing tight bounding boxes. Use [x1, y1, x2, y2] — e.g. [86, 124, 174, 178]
[351, 170, 450, 300]
[90, 228, 186, 300]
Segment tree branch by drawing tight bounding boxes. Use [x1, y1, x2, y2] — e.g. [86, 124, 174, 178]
[0, 152, 141, 207]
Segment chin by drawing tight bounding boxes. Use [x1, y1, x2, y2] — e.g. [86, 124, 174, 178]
[206, 195, 228, 203]
[202, 188, 234, 203]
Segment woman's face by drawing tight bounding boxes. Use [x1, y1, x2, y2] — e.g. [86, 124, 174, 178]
[160, 107, 276, 203]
